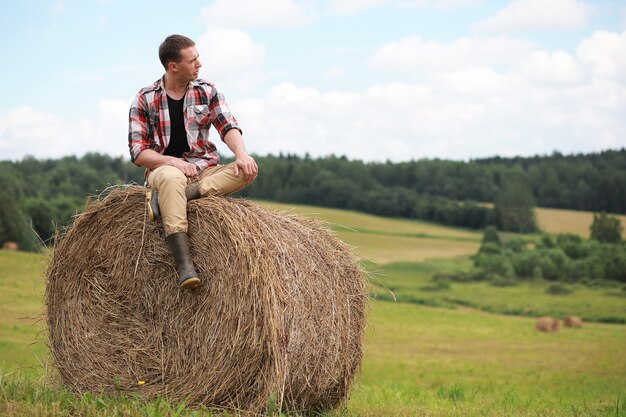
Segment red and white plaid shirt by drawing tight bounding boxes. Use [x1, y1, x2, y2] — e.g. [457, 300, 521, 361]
[128, 76, 241, 173]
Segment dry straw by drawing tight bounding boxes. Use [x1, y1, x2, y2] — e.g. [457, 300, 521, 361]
[45, 186, 368, 414]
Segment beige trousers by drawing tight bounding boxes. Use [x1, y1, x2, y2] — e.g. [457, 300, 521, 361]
[146, 162, 251, 235]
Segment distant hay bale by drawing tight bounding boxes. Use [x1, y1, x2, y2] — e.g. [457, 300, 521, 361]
[563, 316, 583, 328]
[45, 186, 368, 414]
[535, 316, 560, 333]
[2, 241, 19, 251]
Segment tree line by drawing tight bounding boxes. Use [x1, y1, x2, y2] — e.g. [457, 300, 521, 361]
[0, 149, 624, 250]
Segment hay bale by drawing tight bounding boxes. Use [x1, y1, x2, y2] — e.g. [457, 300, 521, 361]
[535, 316, 559, 333]
[563, 316, 583, 328]
[2, 241, 19, 251]
[45, 186, 368, 414]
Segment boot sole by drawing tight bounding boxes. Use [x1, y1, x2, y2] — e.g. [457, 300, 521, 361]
[180, 277, 201, 290]
[146, 191, 159, 222]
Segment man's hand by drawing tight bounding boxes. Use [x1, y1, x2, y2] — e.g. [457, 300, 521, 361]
[134, 149, 199, 178]
[169, 158, 199, 178]
[223, 129, 258, 183]
[233, 153, 258, 183]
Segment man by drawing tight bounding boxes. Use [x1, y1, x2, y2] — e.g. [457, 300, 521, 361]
[128, 34, 258, 290]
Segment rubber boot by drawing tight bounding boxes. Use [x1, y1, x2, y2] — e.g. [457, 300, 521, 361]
[166, 232, 201, 290]
[186, 182, 201, 201]
[146, 189, 160, 222]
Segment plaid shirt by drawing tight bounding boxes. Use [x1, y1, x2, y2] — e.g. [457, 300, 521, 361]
[128, 77, 241, 173]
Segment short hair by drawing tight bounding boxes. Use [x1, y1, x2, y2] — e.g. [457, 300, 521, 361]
[159, 34, 196, 69]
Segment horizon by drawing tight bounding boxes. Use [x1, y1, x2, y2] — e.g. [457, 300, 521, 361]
[3, 146, 624, 165]
[1, 0, 625, 163]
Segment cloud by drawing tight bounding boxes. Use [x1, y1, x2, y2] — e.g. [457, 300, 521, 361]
[196, 28, 266, 92]
[327, 0, 483, 14]
[396, 0, 484, 9]
[229, 30, 626, 161]
[576, 31, 626, 81]
[370, 36, 536, 73]
[520, 51, 585, 84]
[0, 100, 130, 161]
[201, 0, 309, 29]
[327, 0, 389, 15]
[231, 75, 624, 162]
[474, 0, 592, 31]
[325, 66, 347, 78]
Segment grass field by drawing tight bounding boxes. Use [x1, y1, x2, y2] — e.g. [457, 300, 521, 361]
[535, 206, 626, 238]
[1, 202, 625, 416]
[256, 200, 482, 264]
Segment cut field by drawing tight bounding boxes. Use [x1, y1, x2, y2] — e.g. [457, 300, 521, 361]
[1, 201, 625, 416]
[255, 200, 482, 264]
[535, 206, 626, 238]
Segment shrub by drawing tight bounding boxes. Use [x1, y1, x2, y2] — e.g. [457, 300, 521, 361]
[474, 254, 514, 277]
[590, 212, 622, 243]
[540, 234, 555, 248]
[512, 251, 543, 278]
[557, 233, 590, 259]
[545, 283, 573, 295]
[489, 275, 518, 287]
[505, 237, 526, 253]
[479, 242, 501, 255]
[482, 225, 501, 245]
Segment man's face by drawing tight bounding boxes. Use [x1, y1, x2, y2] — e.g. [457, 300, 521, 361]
[172, 46, 202, 82]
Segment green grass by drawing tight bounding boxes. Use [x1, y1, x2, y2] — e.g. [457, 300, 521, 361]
[2, 300, 625, 416]
[0, 251, 48, 372]
[341, 301, 626, 417]
[369, 258, 626, 324]
[256, 200, 482, 264]
[2, 200, 626, 416]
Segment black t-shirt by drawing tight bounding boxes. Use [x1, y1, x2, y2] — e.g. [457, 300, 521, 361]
[164, 95, 190, 157]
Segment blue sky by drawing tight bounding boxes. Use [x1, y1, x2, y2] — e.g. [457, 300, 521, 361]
[1, 0, 625, 162]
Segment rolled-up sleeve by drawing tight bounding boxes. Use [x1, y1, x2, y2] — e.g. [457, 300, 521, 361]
[208, 85, 242, 141]
[128, 94, 150, 162]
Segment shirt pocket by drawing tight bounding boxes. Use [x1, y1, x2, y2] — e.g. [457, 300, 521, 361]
[190, 105, 211, 126]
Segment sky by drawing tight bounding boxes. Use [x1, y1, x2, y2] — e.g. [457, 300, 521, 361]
[0, 0, 625, 163]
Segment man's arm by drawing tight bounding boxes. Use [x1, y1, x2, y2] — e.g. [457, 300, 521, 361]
[134, 150, 199, 177]
[224, 129, 258, 182]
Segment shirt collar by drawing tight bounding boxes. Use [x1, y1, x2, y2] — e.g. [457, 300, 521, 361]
[157, 75, 199, 93]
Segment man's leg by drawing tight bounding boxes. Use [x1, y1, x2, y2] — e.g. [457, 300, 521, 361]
[147, 166, 201, 290]
[194, 162, 252, 198]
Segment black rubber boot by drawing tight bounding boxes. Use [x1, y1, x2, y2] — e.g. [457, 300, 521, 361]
[166, 232, 201, 290]
[185, 182, 201, 201]
[146, 189, 160, 222]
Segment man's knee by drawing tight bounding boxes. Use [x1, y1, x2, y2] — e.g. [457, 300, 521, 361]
[199, 163, 252, 196]
[150, 166, 187, 189]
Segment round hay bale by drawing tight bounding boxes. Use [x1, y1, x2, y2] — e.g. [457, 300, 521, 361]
[563, 316, 583, 328]
[535, 316, 559, 333]
[2, 241, 19, 251]
[45, 186, 368, 414]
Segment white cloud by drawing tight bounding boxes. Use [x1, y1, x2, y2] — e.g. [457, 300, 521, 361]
[370, 36, 536, 73]
[232, 78, 614, 161]
[196, 28, 266, 92]
[396, 0, 484, 9]
[474, 0, 592, 31]
[325, 66, 347, 78]
[230, 30, 626, 161]
[432, 66, 504, 95]
[0, 100, 130, 161]
[520, 51, 585, 84]
[576, 31, 626, 81]
[201, 0, 309, 29]
[327, 0, 483, 14]
[327, 0, 389, 15]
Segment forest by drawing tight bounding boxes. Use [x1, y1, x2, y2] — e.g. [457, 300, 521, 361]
[0, 148, 624, 250]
